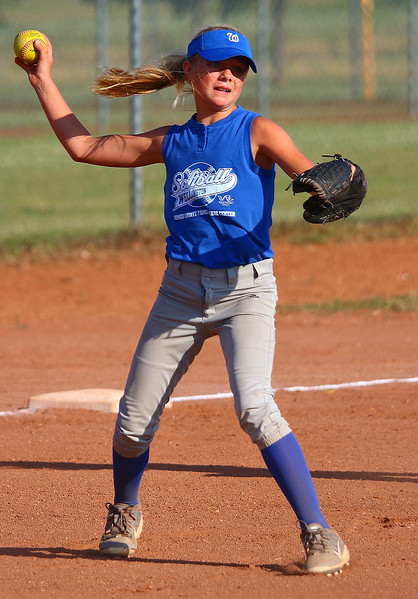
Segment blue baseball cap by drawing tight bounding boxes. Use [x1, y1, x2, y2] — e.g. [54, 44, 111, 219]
[187, 29, 257, 73]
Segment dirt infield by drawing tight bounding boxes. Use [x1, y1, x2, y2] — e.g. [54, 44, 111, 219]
[0, 237, 417, 598]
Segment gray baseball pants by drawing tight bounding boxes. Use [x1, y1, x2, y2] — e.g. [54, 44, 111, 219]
[113, 257, 292, 457]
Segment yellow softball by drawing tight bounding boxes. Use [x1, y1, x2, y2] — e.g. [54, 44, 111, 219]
[14, 30, 47, 65]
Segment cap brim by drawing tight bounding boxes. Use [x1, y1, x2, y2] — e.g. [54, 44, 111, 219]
[198, 48, 257, 73]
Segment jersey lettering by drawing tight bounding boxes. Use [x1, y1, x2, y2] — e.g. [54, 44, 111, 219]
[171, 162, 238, 211]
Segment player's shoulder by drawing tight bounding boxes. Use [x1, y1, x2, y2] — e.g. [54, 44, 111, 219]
[141, 125, 173, 149]
[251, 115, 288, 144]
[251, 114, 284, 133]
[146, 125, 173, 137]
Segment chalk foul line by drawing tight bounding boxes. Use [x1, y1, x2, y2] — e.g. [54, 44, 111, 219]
[170, 376, 418, 402]
[1, 376, 417, 416]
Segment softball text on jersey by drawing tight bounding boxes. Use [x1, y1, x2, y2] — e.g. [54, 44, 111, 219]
[171, 162, 237, 217]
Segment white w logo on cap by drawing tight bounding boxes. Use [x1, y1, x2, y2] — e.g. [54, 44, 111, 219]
[227, 33, 239, 43]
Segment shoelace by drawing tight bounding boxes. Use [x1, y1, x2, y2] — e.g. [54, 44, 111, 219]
[303, 528, 338, 555]
[303, 529, 327, 554]
[105, 503, 132, 534]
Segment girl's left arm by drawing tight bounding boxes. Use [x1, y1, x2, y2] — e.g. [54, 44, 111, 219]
[251, 116, 314, 177]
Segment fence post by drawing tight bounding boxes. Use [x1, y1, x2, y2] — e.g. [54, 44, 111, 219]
[409, 0, 418, 119]
[361, 0, 376, 101]
[349, 0, 362, 101]
[130, 0, 143, 228]
[258, 0, 270, 116]
[96, 0, 109, 134]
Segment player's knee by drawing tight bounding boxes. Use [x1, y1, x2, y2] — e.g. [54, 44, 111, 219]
[236, 405, 267, 440]
[236, 405, 291, 447]
[113, 427, 153, 458]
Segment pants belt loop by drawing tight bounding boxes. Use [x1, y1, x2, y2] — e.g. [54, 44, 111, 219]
[168, 259, 182, 277]
[226, 267, 238, 286]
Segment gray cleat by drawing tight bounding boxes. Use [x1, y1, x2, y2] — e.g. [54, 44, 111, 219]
[300, 522, 350, 575]
[99, 502, 143, 558]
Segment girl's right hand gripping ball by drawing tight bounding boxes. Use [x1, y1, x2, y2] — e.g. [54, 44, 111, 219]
[14, 30, 47, 65]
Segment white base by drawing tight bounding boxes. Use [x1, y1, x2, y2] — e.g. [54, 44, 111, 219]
[28, 388, 123, 413]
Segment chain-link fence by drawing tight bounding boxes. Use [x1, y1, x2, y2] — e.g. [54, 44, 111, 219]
[0, 1, 416, 242]
[1, 0, 416, 135]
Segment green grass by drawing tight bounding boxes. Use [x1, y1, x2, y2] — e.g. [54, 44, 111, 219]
[0, 136, 131, 247]
[1, 119, 416, 252]
[277, 291, 418, 315]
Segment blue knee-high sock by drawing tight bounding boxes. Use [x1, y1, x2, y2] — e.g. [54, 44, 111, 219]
[261, 433, 329, 528]
[112, 447, 149, 506]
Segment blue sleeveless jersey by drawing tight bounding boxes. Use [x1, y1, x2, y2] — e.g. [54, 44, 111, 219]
[162, 106, 276, 268]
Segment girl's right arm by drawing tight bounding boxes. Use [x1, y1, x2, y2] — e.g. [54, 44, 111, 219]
[15, 36, 168, 167]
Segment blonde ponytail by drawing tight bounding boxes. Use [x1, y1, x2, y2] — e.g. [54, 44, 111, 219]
[93, 52, 189, 101]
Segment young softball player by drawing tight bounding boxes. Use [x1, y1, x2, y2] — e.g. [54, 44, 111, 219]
[16, 25, 349, 575]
